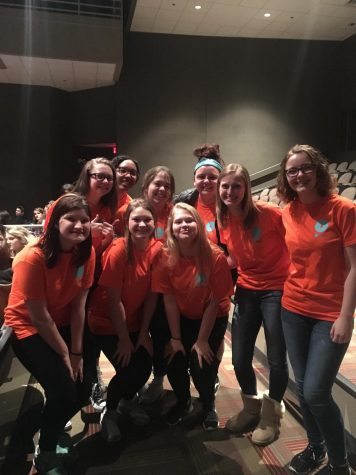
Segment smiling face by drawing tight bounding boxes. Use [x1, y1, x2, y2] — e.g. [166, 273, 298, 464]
[172, 208, 198, 245]
[285, 152, 317, 199]
[6, 233, 24, 255]
[116, 159, 138, 192]
[58, 208, 91, 251]
[128, 207, 155, 243]
[144, 171, 172, 211]
[194, 165, 220, 202]
[88, 163, 114, 201]
[219, 173, 246, 211]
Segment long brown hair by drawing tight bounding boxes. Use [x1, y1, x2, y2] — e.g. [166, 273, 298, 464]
[277, 144, 335, 203]
[217, 164, 258, 229]
[73, 157, 118, 215]
[165, 203, 213, 279]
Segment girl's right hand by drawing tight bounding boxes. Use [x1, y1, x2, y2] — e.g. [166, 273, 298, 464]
[91, 215, 104, 237]
[114, 338, 134, 367]
[165, 338, 186, 364]
[62, 353, 74, 381]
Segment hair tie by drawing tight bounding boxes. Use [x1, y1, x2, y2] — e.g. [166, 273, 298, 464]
[194, 158, 223, 173]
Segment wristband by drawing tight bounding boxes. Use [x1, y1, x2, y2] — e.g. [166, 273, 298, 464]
[171, 337, 181, 341]
[70, 351, 83, 356]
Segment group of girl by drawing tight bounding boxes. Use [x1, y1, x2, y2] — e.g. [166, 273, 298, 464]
[4, 143, 355, 475]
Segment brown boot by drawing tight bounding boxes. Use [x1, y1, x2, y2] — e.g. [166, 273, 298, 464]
[225, 392, 262, 434]
[251, 394, 284, 445]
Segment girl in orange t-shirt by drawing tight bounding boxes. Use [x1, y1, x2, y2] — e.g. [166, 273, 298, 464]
[87, 199, 162, 443]
[277, 144, 356, 475]
[152, 203, 233, 430]
[112, 155, 140, 236]
[217, 163, 289, 446]
[5, 194, 95, 474]
[139, 166, 175, 403]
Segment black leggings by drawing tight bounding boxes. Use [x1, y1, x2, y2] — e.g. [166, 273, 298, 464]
[96, 332, 152, 411]
[12, 326, 92, 451]
[167, 315, 228, 412]
[150, 294, 170, 377]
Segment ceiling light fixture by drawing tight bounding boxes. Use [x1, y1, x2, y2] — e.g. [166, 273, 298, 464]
[195, 5, 202, 10]
[264, 12, 271, 18]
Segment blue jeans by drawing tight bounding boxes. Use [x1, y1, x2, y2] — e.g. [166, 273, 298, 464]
[282, 308, 350, 466]
[232, 287, 288, 402]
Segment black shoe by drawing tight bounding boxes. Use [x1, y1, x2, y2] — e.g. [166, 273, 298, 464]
[90, 383, 106, 412]
[202, 408, 219, 431]
[289, 444, 327, 474]
[165, 399, 193, 426]
[314, 464, 352, 475]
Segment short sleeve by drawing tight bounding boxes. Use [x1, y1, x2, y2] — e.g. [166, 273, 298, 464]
[210, 251, 234, 300]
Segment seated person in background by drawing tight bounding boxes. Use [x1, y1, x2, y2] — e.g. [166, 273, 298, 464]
[6, 227, 36, 258]
[33, 207, 46, 225]
[13, 205, 30, 224]
[0, 210, 12, 225]
[0, 225, 12, 284]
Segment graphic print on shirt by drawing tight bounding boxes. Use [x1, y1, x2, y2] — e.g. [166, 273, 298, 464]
[75, 264, 85, 280]
[155, 226, 165, 239]
[195, 272, 207, 286]
[314, 219, 329, 238]
[251, 227, 261, 242]
[206, 221, 215, 233]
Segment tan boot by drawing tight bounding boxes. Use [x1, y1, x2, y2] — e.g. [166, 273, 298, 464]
[225, 392, 262, 434]
[251, 394, 285, 445]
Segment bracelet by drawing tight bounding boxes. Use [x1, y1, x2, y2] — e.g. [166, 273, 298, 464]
[171, 337, 181, 341]
[70, 351, 83, 356]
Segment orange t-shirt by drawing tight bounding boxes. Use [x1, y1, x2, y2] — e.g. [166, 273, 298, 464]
[219, 202, 289, 290]
[114, 192, 132, 236]
[89, 203, 115, 250]
[152, 246, 233, 319]
[4, 245, 95, 339]
[87, 237, 162, 334]
[282, 194, 356, 321]
[154, 204, 172, 242]
[196, 196, 218, 244]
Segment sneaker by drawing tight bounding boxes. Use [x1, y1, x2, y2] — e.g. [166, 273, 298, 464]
[118, 395, 150, 426]
[34, 450, 68, 475]
[139, 376, 165, 404]
[202, 408, 219, 431]
[100, 409, 121, 443]
[214, 375, 220, 395]
[315, 464, 352, 475]
[96, 364, 107, 393]
[90, 383, 106, 412]
[165, 399, 193, 426]
[63, 420, 72, 432]
[289, 444, 327, 475]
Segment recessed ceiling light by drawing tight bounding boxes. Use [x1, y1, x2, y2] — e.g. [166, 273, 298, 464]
[195, 5, 202, 10]
[264, 12, 271, 18]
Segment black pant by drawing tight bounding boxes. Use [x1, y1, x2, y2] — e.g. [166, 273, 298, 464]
[150, 294, 170, 377]
[167, 315, 227, 412]
[12, 326, 92, 451]
[96, 332, 152, 411]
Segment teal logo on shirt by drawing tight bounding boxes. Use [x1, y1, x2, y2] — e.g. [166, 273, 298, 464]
[155, 226, 165, 239]
[252, 227, 261, 242]
[206, 221, 215, 233]
[314, 219, 328, 237]
[75, 265, 84, 280]
[195, 273, 207, 286]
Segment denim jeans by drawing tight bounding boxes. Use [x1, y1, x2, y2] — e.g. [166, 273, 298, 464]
[232, 287, 288, 402]
[282, 308, 350, 466]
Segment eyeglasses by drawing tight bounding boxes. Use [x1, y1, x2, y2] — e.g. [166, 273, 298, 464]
[89, 173, 114, 182]
[285, 164, 315, 178]
[116, 167, 137, 177]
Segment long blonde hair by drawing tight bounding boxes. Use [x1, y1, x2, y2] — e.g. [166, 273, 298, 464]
[165, 203, 213, 278]
[217, 163, 258, 229]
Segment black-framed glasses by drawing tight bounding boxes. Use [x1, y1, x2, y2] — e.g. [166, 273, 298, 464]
[285, 164, 315, 178]
[89, 173, 114, 182]
[116, 166, 137, 177]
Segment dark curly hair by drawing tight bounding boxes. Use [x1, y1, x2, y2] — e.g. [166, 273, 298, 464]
[277, 144, 335, 203]
[193, 143, 225, 165]
[112, 154, 140, 181]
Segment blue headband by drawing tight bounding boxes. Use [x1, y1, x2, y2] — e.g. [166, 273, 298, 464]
[194, 158, 223, 173]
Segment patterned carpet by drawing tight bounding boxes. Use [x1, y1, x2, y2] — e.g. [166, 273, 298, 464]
[3, 331, 312, 475]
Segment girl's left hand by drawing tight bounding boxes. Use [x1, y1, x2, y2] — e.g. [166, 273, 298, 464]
[101, 222, 114, 248]
[70, 354, 83, 382]
[192, 340, 214, 368]
[330, 317, 354, 344]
